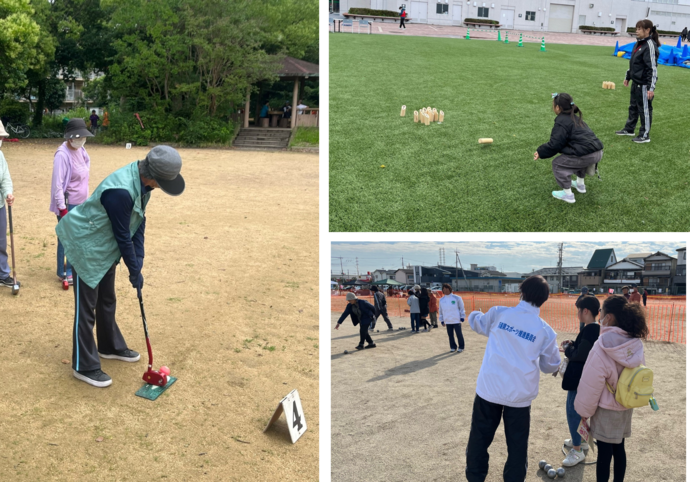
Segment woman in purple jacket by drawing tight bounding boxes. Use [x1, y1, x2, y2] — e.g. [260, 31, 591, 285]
[50, 119, 93, 285]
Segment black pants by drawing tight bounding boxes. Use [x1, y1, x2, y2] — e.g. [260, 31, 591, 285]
[72, 264, 128, 372]
[446, 323, 465, 350]
[358, 321, 373, 347]
[466, 395, 530, 482]
[596, 439, 626, 482]
[372, 307, 393, 329]
[400, 17, 405, 28]
[623, 82, 653, 139]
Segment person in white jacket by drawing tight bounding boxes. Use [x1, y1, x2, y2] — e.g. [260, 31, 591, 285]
[465, 275, 561, 482]
[438, 283, 465, 353]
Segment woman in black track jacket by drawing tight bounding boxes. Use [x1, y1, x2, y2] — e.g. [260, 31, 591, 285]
[616, 19, 659, 143]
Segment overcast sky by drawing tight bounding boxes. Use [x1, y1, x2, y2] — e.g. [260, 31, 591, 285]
[331, 241, 684, 275]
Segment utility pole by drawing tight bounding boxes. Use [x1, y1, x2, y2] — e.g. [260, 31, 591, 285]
[456, 250, 469, 291]
[402, 257, 404, 268]
[557, 242, 564, 293]
[334, 256, 344, 275]
[356, 257, 359, 277]
[439, 247, 446, 266]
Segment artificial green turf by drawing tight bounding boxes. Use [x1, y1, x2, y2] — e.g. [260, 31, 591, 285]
[329, 34, 690, 232]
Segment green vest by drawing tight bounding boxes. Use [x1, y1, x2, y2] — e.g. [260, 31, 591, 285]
[56, 161, 150, 289]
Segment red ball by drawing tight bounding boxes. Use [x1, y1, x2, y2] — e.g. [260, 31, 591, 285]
[159, 366, 171, 376]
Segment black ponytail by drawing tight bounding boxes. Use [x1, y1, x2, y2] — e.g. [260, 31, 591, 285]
[636, 19, 660, 46]
[553, 93, 584, 127]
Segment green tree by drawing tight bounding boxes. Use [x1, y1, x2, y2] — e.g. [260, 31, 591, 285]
[0, 0, 46, 91]
[45, 76, 67, 113]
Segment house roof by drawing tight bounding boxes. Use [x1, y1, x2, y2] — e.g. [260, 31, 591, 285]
[606, 260, 644, 270]
[677, 247, 686, 252]
[531, 267, 584, 276]
[625, 253, 652, 259]
[587, 249, 615, 269]
[645, 251, 673, 260]
[452, 276, 524, 281]
[277, 57, 319, 78]
[395, 268, 413, 274]
[479, 270, 506, 277]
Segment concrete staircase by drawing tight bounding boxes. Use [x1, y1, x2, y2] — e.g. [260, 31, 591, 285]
[233, 127, 291, 150]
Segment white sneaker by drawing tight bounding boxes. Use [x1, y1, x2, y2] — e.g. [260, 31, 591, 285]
[456, 348, 464, 353]
[570, 180, 586, 193]
[564, 439, 589, 450]
[562, 448, 586, 467]
[552, 190, 576, 204]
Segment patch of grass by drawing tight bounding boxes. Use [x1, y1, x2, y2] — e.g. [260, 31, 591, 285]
[167, 297, 182, 302]
[289, 127, 319, 147]
[262, 345, 276, 352]
[329, 34, 690, 232]
[285, 282, 300, 289]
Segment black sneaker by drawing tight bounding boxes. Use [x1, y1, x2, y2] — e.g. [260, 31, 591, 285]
[99, 349, 141, 362]
[633, 136, 650, 143]
[615, 130, 635, 136]
[364, 343, 377, 349]
[73, 369, 112, 388]
[355, 345, 364, 350]
[0, 277, 19, 288]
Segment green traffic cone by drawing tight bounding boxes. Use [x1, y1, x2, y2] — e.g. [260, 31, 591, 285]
[497, 30, 502, 42]
[540, 36, 546, 52]
[517, 33, 524, 47]
[466, 28, 470, 40]
[504, 32, 509, 44]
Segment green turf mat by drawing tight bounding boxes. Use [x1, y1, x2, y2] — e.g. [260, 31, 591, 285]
[135, 376, 177, 400]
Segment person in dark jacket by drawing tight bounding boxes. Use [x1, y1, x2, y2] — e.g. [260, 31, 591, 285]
[418, 287, 431, 331]
[370, 286, 394, 331]
[535, 93, 604, 204]
[642, 288, 648, 307]
[560, 295, 601, 467]
[682, 27, 688, 42]
[399, 6, 406, 29]
[335, 292, 377, 350]
[575, 287, 589, 332]
[616, 19, 659, 144]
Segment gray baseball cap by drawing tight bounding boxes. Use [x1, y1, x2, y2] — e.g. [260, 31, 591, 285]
[144, 146, 185, 196]
[346, 292, 358, 301]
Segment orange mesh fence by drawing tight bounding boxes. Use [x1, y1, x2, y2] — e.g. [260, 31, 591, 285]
[331, 292, 686, 344]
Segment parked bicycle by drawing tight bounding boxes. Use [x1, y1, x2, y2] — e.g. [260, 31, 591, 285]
[5, 123, 31, 139]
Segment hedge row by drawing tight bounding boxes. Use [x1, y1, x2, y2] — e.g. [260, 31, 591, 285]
[347, 8, 400, 17]
[626, 27, 682, 35]
[464, 18, 500, 25]
[579, 26, 615, 31]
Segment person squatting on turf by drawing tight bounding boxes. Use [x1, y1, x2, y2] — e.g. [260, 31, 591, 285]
[438, 284, 465, 353]
[535, 93, 604, 204]
[429, 289, 439, 328]
[407, 289, 421, 332]
[616, 20, 659, 144]
[370, 286, 393, 331]
[0, 121, 19, 289]
[419, 287, 431, 332]
[574, 295, 648, 482]
[464, 275, 561, 482]
[335, 292, 377, 350]
[560, 295, 601, 467]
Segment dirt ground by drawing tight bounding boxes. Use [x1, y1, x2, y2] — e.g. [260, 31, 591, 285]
[0, 141, 318, 481]
[331, 314, 686, 482]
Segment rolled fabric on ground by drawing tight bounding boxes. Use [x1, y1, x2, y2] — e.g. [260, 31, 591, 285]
[414, 110, 419, 123]
[433, 108, 438, 122]
[439, 111, 444, 123]
[401, 105, 407, 116]
[478, 138, 493, 144]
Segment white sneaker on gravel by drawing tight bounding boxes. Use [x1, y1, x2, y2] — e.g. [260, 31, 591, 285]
[564, 439, 589, 450]
[562, 448, 586, 467]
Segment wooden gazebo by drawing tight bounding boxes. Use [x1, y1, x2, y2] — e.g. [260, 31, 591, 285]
[243, 56, 319, 130]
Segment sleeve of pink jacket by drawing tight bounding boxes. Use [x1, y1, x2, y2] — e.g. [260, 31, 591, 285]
[51, 151, 70, 212]
[574, 348, 608, 418]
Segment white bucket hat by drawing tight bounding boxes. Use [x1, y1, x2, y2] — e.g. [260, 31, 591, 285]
[0, 121, 9, 137]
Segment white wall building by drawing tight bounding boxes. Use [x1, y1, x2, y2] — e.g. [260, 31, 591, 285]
[334, 0, 690, 33]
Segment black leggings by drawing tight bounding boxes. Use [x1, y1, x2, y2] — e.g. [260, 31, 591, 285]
[400, 17, 405, 28]
[596, 439, 626, 482]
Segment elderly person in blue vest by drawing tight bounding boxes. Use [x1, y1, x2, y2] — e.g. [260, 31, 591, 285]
[334, 292, 377, 350]
[56, 146, 185, 387]
[0, 120, 18, 288]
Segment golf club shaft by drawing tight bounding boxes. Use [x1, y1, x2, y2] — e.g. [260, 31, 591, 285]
[137, 287, 153, 370]
[8, 205, 17, 284]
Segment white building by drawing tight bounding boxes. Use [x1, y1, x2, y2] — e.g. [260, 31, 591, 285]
[334, 0, 690, 33]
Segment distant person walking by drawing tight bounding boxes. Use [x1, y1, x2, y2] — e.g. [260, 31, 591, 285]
[89, 110, 99, 134]
[335, 292, 377, 350]
[438, 284, 465, 353]
[429, 290, 439, 328]
[642, 288, 648, 307]
[681, 27, 687, 42]
[622, 286, 630, 300]
[629, 286, 642, 304]
[370, 286, 393, 331]
[399, 6, 406, 29]
[419, 287, 431, 332]
[102, 111, 110, 130]
[407, 290, 421, 332]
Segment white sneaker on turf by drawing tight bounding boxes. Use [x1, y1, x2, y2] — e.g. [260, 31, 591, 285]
[570, 180, 586, 194]
[552, 190, 576, 204]
[562, 448, 586, 467]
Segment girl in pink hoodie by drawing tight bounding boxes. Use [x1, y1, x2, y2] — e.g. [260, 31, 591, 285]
[574, 295, 647, 482]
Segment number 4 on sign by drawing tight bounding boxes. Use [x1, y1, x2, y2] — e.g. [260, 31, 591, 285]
[263, 389, 308, 443]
